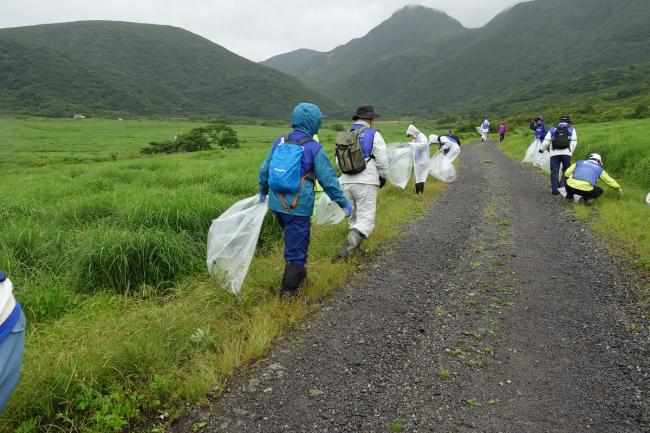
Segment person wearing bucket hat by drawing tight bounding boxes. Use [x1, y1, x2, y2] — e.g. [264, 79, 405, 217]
[564, 153, 622, 204]
[259, 103, 352, 296]
[530, 115, 547, 145]
[336, 105, 389, 258]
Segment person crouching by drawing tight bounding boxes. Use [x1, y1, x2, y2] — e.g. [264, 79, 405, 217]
[565, 153, 622, 204]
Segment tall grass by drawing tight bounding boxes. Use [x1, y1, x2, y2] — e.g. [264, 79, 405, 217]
[499, 118, 650, 303]
[0, 118, 445, 432]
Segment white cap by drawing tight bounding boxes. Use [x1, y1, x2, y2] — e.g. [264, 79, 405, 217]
[428, 134, 439, 144]
[588, 153, 602, 164]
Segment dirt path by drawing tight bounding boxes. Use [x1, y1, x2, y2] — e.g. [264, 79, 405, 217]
[171, 140, 649, 433]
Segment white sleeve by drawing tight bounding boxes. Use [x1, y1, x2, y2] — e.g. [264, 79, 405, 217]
[411, 134, 429, 150]
[570, 128, 578, 153]
[372, 131, 389, 178]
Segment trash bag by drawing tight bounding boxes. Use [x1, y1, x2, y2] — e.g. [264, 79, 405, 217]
[386, 144, 413, 189]
[313, 193, 345, 226]
[430, 152, 456, 183]
[475, 127, 483, 135]
[532, 148, 551, 173]
[207, 195, 268, 295]
[522, 140, 538, 164]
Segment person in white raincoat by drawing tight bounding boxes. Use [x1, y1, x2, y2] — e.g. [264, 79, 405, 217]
[429, 133, 461, 162]
[480, 119, 490, 142]
[407, 124, 430, 194]
[337, 105, 389, 258]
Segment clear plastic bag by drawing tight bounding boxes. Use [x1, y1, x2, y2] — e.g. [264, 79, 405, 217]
[386, 144, 413, 189]
[313, 193, 345, 226]
[207, 196, 268, 295]
[430, 153, 456, 183]
[476, 127, 483, 135]
[522, 140, 538, 165]
[533, 148, 551, 173]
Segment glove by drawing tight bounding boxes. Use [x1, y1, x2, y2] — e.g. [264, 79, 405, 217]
[259, 193, 266, 203]
[344, 203, 353, 217]
[379, 177, 387, 189]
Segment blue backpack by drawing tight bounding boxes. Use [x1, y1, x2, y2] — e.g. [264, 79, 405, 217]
[268, 133, 313, 210]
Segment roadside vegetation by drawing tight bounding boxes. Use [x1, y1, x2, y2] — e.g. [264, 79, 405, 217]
[499, 118, 650, 306]
[0, 117, 444, 433]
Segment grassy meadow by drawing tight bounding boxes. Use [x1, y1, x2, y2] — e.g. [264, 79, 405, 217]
[0, 117, 445, 433]
[499, 118, 650, 304]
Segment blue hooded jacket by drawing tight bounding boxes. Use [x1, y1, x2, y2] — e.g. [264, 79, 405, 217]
[258, 103, 349, 217]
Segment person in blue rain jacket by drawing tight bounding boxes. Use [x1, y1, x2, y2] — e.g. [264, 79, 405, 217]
[259, 103, 352, 296]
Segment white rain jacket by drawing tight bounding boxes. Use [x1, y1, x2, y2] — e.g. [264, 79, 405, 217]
[407, 124, 430, 183]
[541, 123, 578, 157]
[432, 135, 461, 162]
[340, 120, 389, 186]
[481, 119, 490, 132]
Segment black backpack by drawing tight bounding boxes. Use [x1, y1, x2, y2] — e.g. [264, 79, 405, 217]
[438, 135, 462, 146]
[552, 125, 571, 150]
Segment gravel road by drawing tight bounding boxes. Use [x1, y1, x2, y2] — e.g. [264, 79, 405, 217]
[171, 140, 649, 433]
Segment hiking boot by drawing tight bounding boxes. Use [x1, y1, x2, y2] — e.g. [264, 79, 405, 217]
[280, 262, 306, 297]
[337, 229, 364, 259]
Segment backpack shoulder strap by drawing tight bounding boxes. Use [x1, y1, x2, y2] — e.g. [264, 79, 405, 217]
[296, 136, 313, 145]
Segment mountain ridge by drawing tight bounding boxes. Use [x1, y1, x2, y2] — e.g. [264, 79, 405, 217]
[0, 20, 342, 118]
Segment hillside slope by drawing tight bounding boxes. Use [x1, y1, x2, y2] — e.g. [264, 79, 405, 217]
[264, 0, 650, 116]
[0, 21, 340, 118]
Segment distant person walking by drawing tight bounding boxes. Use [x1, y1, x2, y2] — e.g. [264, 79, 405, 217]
[480, 119, 490, 142]
[0, 272, 25, 415]
[407, 124, 430, 194]
[530, 115, 547, 146]
[336, 105, 389, 258]
[540, 115, 578, 196]
[498, 123, 507, 142]
[258, 103, 352, 296]
[564, 153, 622, 204]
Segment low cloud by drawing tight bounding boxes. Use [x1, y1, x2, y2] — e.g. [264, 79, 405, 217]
[0, 0, 522, 61]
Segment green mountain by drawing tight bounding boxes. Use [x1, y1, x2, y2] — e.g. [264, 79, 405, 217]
[263, 0, 650, 116]
[0, 21, 340, 118]
[262, 5, 472, 105]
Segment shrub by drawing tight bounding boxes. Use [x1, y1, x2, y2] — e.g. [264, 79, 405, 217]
[142, 124, 239, 154]
[331, 123, 345, 132]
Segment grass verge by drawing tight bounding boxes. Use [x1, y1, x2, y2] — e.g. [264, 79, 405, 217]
[499, 119, 649, 307]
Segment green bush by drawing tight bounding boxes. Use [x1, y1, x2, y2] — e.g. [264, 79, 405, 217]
[142, 124, 239, 154]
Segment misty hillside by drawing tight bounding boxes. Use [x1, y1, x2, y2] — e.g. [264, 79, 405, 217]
[0, 21, 341, 118]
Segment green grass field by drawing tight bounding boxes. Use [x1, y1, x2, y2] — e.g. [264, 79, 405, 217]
[499, 118, 650, 303]
[0, 117, 445, 433]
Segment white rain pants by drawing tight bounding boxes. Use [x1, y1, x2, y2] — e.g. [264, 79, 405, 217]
[343, 183, 378, 238]
[481, 131, 488, 141]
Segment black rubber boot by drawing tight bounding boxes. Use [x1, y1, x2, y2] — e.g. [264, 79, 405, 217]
[280, 262, 306, 297]
[415, 182, 424, 194]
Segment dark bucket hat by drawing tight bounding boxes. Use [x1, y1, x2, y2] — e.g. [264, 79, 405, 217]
[352, 105, 380, 120]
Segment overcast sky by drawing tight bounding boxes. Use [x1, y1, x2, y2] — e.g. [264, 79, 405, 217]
[1, 0, 524, 61]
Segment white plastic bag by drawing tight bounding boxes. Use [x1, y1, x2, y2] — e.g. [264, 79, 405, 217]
[207, 196, 268, 295]
[533, 148, 551, 173]
[475, 127, 483, 135]
[386, 144, 413, 189]
[313, 193, 345, 226]
[430, 153, 456, 183]
[522, 140, 538, 165]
